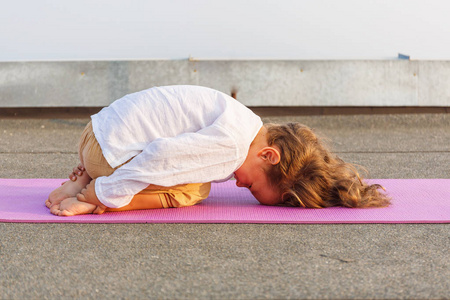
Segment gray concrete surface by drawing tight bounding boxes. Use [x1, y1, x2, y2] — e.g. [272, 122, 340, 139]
[2, 60, 450, 107]
[0, 113, 449, 299]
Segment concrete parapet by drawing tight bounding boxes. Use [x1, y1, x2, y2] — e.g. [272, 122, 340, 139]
[1, 60, 449, 107]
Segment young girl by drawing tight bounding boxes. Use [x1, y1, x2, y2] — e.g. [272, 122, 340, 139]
[46, 85, 389, 216]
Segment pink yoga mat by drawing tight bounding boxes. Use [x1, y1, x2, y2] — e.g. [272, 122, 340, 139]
[0, 178, 449, 223]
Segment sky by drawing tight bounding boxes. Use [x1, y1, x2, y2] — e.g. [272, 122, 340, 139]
[1, 0, 449, 61]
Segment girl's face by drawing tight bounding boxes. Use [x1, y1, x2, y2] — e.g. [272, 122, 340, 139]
[234, 152, 282, 206]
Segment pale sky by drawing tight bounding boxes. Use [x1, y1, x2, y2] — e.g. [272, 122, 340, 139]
[1, 0, 449, 61]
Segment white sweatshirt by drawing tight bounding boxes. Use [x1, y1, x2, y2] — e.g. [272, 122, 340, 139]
[91, 85, 263, 208]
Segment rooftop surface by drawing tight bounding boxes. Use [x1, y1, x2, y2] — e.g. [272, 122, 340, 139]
[0, 111, 449, 299]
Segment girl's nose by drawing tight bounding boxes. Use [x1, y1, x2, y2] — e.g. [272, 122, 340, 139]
[235, 180, 247, 188]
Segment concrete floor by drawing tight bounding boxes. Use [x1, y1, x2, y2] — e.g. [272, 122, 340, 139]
[0, 113, 449, 299]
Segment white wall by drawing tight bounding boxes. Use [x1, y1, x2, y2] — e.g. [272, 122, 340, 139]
[1, 0, 450, 61]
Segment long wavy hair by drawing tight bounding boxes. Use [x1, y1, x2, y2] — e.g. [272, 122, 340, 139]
[264, 123, 390, 208]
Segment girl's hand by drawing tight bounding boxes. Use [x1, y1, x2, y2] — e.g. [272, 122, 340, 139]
[77, 179, 106, 214]
[69, 164, 85, 181]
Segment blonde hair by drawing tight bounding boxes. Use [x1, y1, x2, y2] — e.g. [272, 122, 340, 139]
[265, 123, 390, 208]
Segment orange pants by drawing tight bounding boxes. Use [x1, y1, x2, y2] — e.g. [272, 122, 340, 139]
[78, 122, 211, 209]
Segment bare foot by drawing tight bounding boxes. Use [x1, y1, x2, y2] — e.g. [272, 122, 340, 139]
[45, 169, 91, 208]
[50, 197, 97, 216]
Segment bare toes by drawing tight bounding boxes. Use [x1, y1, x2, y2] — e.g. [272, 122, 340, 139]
[50, 204, 60, 216]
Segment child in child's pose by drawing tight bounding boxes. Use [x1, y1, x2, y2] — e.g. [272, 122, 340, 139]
[46, 85, 389, 216]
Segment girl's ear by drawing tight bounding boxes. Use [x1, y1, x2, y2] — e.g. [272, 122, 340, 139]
[258, 147, 281, 165]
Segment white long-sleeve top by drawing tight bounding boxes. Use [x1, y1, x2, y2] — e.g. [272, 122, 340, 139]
[91, 85, 263, 208]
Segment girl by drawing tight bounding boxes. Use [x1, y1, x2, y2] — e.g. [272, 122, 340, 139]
[46, 85, 389, 216]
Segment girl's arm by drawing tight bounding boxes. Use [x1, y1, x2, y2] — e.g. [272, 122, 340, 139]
[105, 193, 163, 212]
[94, 125, 240, 209]
[77, 179, 164, 212]
[76, 179, 106, 210]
